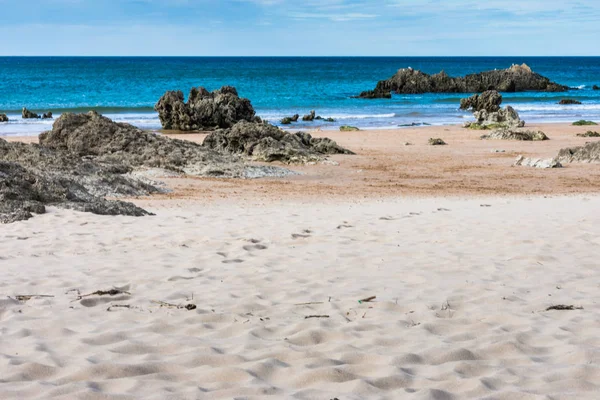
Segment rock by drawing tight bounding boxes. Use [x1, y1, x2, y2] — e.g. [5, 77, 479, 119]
[460, 90, 502, 112]
[39, 111, 253, 177]
[358, 64, 569, 98]
[0, 114, 8, 122]
[281, 114, 300, 124]
[323, 117, 336, 122]
[572, 120, 598, 126]
[22, 107, 40, 119]
[513, 155, 562, 169]
[154, 86, 257, 131]
[428, 138, 447, 145]
[42, 112, 53, 119]
[559, 99, 582, 105]
[339, 126, 360, 132]
[576, 131, 600, 137]
[203, 120, 353, 164]
[593, 85, 599, 90]
[461, 91, 524, 129]
[557, 141, 600, 163]
[302, 110, 316, 122]
[481, 129, 549, 141]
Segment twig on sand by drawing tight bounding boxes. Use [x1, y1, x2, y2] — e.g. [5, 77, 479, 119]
[107, 304, 132, 311]
[295, 302, 325, 306]
[13, 295, 54, 302]
[76, 289, 131, 301]
[151, 300, 197, 311]
[545, 305, 583, 311]
[358, 296, 376, 304]
[305, 315, 330, 319]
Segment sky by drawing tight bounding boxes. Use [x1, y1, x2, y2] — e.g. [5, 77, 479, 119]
[0, 0, 599, 56]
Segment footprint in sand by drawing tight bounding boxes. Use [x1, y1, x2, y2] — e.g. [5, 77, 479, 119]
[379, 216, 396, 221]
[292, 229, 313, 239]
[337, 222, 353, 229]
[216, 252, 227, 258]
[243, 244, 268, 251]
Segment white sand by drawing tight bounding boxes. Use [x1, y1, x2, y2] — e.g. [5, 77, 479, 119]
[1, 196, 599, 399]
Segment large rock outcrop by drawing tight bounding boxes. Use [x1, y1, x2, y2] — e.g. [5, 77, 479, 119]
[22, 107, 40, 119]
[154, 86, 258, 131]
[481, 129, 548, 141]
[358, 64, 569, 98]
[203, 121, 354, 163]
[557, 141, 600, 163]
[462, 90, 525, 129]
[0, 114, 8, 122]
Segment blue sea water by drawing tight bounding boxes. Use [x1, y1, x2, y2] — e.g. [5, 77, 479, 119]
[1, 56, 600, 136]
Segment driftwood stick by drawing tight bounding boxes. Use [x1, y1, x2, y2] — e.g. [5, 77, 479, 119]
[358, 296, 376, 304]
[305, 315, 330, 319]
[13, 295, 55, 302]
[546, 305, 583, 311]
[77, 289, 131, 300]
[295, 302, 325, 306]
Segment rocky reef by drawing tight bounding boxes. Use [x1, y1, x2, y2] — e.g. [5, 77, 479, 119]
[462, 90, 525, 129]
[593, 85, 599, 91]
[154, 86, 259, 131]
[558, 141, 600, 163]
[22, 108, 53, 119]
[0, 114, 8, 122]
[559, 99, 582, 105]
[203, 120, 353, 163]
[358, 64, 569, 99]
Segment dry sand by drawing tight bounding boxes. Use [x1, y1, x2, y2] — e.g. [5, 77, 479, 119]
[2, 124, 600, 399]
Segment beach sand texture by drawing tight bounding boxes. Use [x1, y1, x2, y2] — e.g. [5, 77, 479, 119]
[1, 195, 599, 399]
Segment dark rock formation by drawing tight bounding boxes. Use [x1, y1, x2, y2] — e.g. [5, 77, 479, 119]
[203, 121, 353, 163]
[154, 86, 258, 131]
[281, 114, 299, 125]
[22, 107, 40, 119]
[358, 64, 569, 98]
[576, 131, 600, 137]
[558, 141, 600, 163]
[42, 112, 53, 119]
[339, 126, 360, 132]
[428, 138, 447, 145]
[559, 99, 582, 105]
[0, 114, 8, 122]
[302, 111, 316, 122]
[462, 91, 524, 129]
[593, 85, 599, 91]
[460, 90, 502, 112]
[481, 129, 549, 141]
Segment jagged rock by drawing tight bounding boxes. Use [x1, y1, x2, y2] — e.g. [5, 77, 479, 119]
[557, 141, 600, 163]
[339, 126, 360, 132]
[0, 114, 8, 122]
[22, 107, 40, 119]
[559, 99, 582, 105]
[323, 117, 336, 122]
[203, 120, 353, 163]
[593, 85, 599, 91]
[281, 114, 300, 125]
[481, 129, 549, 141]
[576, 131, 600, 137]
[513, 155, 562, 169]
[302, 110, 316, 122]
[473, 106, 524, 129]
[154, 86, 257, 131]
[42, 112, 53, 119]
[460, 90, 502, 112]
[358, 64, 569, 98]
[428, 138, 447, 145]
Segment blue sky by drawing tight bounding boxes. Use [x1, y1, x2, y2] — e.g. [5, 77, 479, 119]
[0, 0, 599, 56]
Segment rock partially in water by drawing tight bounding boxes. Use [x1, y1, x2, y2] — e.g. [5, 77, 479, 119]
[154, 86, 258, 131]
[0, 114, 8, 122]
[460, 90, 502, 112]
[203, 121, 354, 164]
[559, 99, 582, 105]
[22, 107, 40, 119]
[593, 85, 599, 91]
[42, 112, 53, 119]
[281, 114, 300, 124]
[339, 126, 360, 132]
[358, 64, 569, 98]
[302, 110, 316, 122]
[481, 129, 549, 141]
[513, 155, 562, 169]
[557, 141, 600, 163]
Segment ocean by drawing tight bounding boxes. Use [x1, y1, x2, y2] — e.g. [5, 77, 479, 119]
[1, 56, 599, 136]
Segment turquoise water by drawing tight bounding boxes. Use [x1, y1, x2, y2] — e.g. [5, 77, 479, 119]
[1, 57, 599, 136]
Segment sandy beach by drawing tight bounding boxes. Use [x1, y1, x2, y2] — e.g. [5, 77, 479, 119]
[2, 123, 600, 399]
